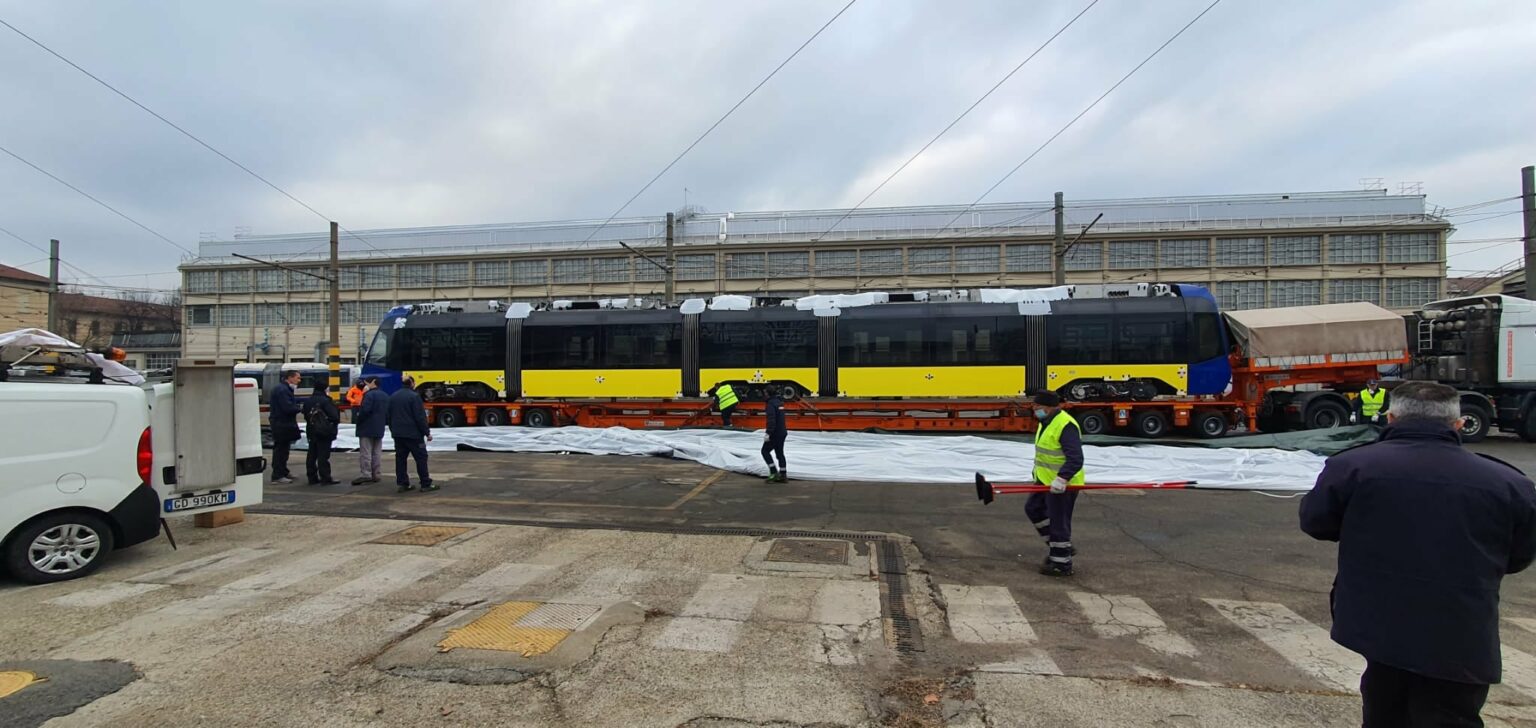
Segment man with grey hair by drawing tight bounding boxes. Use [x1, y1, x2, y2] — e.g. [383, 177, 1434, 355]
[1301, 381, 1536, 726]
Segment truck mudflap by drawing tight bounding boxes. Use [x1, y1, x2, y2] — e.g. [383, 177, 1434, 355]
[109, 485, 162, 549]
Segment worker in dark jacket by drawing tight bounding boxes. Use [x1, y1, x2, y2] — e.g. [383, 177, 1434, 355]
[761, 393, 789, 483]
[351, 377, 388, 485]
[386, 374, 435, 492]
[1301, 381, 1536, 725]
[267, 370, 303, 484]
[1024, 390, 1085, 577]
[302, 383, 341, 485]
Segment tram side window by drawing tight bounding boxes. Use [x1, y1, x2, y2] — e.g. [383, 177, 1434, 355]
[604, 324, 680, 368]
[700, 322, 759, 368]
[1049, 319, 1113, 364]
[397, 327, 505, 370]
[930, 317, 1008, 365]
[1191, 313, 1224, 362]
[1116, 314, 1186, 364]
[525, 325, 600, 369]
[368, 327, 391, 367]
[759, 320, 817, 367]
[838, 320, 923, 366]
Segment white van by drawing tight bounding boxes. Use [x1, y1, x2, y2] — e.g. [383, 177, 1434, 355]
[1, 353, 264, 583]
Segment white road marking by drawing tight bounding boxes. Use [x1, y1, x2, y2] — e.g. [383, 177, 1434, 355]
[940, 585, 1037, 644]
[1508, 617, 1536, 636]
[1069, 591, 1198, 658]
[47, 582, 167, 608]
[558, 566, 659, 605]
[1500, 644, 1536, 701]
[1205, 599, 1364, 693]
[977, 650, 1063, 676]
[267, 554, 452, 626]
[811, 580, 880, 627]
[651, 574, 768, 653]
[128, 547, 273, 585]
[437, 562, 555, 605]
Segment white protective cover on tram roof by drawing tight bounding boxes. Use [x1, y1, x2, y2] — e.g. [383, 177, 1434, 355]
[679, 298, 708, 315]
[312, 424, 1323, 491]
[708, 295, 753, 311]
[504, 302, 534, 319]
[793, 292, 889, 311]
[977, 285, 1072, 315]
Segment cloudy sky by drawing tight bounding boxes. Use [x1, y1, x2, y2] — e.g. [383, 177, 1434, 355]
[0, 0, 1530, 293]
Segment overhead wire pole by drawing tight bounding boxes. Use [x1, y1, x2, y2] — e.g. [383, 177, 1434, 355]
[1052, 192, 1065, 285]
[47, 238, 59, 332]
[1522, 165, 1535, 294]
[664, 212, 676, 306]
[329, 221, 341, 404]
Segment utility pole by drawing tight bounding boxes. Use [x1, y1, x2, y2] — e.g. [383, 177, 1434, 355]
[1523, 166, 1535, 298]
[664, 212, 676, 305]
[328, 221, 341, 404]
[1052, 192, 1066, 286]
[47, 239, 59, 332]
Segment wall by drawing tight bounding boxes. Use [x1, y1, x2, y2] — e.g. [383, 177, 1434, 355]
[0, 284, 48, 330]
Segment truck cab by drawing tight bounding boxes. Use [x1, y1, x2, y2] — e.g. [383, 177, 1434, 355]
[1411, 294, 1536, 441]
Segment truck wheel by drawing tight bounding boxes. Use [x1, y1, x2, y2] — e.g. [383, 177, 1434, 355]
[5, 512, 116, 584]
[1076, 409, 1109, 436]
[1520, 409, 1536, 443]
[1132, 410, 1170, 438]
[1192, 410, 1228, 439]
[1459, 403, 1492, 443]
[524, 408, 553, 428]
[1304, 401, 1349, 429]
[434, 407, 464, 429]
[480, 408, 508, 427]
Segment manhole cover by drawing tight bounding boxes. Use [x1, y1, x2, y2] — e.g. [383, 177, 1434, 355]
[370, 525, 471, 546]
[766, 539, 848, 565]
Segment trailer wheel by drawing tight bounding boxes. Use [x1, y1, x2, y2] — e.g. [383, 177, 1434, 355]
[434, 407, 465, 429]
[1457, 402, 1492, 443]
[1520, 408, 1536, 443]
[1192, 410, 1228, 439]
[1076, 409, 1109, 436]
[1304, 400, 1349, 429]
[1132, 410, 1170, 438]
[480, 408, 508, 427]
[524, 408, 553, 428]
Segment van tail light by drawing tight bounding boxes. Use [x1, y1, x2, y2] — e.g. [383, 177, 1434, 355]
[137, 427, 153, 486]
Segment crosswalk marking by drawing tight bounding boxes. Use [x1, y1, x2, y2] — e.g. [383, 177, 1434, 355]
[941, 585, 1036, 644]
[437, 563, 556, 605]
[1205, 599, 1364, 693]
[48, 582, 167, 608]
[977, 650, 1063, 676]
[267, 554, 453, 626]
[1508, 617, 1536, 636]
[652, 574, 768, 653]
[1069, 592, 1197, 658]
[812, 580, 880, 627]
[128, 547, 273, 585]
[558, 567, 658, 605]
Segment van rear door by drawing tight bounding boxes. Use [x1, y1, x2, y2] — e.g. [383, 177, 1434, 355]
[150, 360, 265, 516]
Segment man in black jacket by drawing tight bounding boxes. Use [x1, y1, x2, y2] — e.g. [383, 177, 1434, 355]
[302, 383, 341, 485]
[267, 370, 303, 484]
[761, 393, 788, 483]
[387, 375, 435, 492]
[1301, 381, 1536, 726]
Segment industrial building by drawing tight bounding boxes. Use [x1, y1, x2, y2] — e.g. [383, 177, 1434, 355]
[179, 190, 1450, 363]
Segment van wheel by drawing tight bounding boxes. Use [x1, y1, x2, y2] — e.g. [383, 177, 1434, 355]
[434, 408, 464, 428]
[480, 408, 508, 427]
[524, 408, 553, 428]
[5, 512, 115, 584]
[1132, 410, 1170, 438]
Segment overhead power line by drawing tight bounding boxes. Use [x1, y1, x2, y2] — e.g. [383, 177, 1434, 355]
[930, 0, 1225, 239]
[812, 0, 1100, 242]
[575, 0, 861, 249]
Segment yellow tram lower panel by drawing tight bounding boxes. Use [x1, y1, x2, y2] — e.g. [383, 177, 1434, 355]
[701, 367, 820, 393]
[406, 369, 505, 396]
[521, 368, 682, 398]
[836, 366, 1027, 398]
[1045, 364, 1189, 395]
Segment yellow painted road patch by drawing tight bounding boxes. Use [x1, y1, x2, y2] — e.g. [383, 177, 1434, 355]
[0, 670, 43, 698]
[437, 601, 600, 656]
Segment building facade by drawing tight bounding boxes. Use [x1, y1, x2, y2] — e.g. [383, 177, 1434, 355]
[0, 263, 49, 331]
[179, 191, 1451, 362]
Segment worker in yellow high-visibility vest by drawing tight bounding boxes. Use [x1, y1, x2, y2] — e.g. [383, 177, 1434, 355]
[712, 381, 740, 427]
[1356, 380, 1389, 426]
[1024, 390, 1086, 577]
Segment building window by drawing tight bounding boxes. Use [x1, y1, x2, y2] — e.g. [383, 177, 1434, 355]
[512, 259, 549, 285]
[592, 257, 630, 283]
[254, 303, 287, 326]
[769, 251, 810, 277]
[858, 249, 900, 276]
[1269, 279, 1322, 307]
[676, 254, 717, 281]
[338, 267, 360, 290]
[725, 252, 766, 279]
[1005, 244, 1051, 272]
[1385, 278, 1441, 309]
[1270, 236, 1321, 265]
[432, 262, 467, 286]
[360, 301, 394, 322]
[909, 247, 953, 275]
[186, 270, 216, 294]
[398, 263, 432, 288]
[553, 258, 591, 284]
[145, 352, 179, 370]
[1160, 239, 1210, 268]
[633, 255, 664, 282]
[188, 306, 213, 326]
[255, 268, 286, 292]
[289, 267, 326, 291]
[1386, 232, 1438, 263]
[1328, 233, 1380, 264]
[1065, 242, 1102, 271]
[1216, 280, 1266, 310]
[955, 245, 1000, 274]
[474, 260, 510, 286]
[1216, 237, 1265, 266]
[289, 303, 323, 326]
[1328, 278, 1381, 304]
[220, 269, 251, 293]
[220, 304, 251, 327]
[360, 264, 393, 289]
[814, 250, 855, 276]
[1108, 241, 1155, 270]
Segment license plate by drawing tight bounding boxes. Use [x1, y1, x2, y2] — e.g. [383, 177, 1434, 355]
[164, 491, 235, 513]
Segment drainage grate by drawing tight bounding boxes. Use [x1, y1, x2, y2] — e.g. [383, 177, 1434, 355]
[766, 539, 849, 565]
[876, 540, 924, 656]
[370, 525, 472, 546]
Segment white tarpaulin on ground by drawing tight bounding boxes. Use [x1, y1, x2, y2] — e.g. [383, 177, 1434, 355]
[309, 425, 1324, 491]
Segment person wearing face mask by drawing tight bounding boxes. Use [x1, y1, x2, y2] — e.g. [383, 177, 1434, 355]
[1023, 389, 1085, 577]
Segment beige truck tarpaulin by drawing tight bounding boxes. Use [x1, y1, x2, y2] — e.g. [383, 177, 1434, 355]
[1223, 302, 1407, 366]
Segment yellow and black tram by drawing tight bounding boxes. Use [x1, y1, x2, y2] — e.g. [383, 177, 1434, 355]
[361, 284, 1232, 403]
